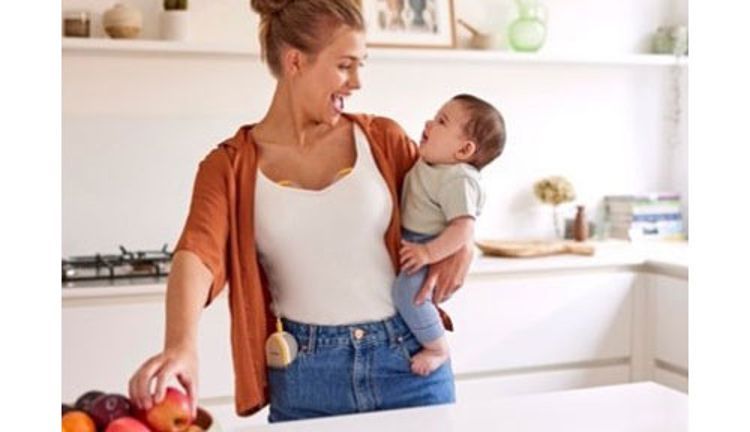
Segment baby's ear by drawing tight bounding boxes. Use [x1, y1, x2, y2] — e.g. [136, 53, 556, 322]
[455, 140, 477, 161]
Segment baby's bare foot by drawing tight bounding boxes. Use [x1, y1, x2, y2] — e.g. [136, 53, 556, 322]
[410, 348, 450, 376]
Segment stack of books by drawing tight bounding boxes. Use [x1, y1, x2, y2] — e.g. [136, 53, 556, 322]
[604, 193, 685, 241]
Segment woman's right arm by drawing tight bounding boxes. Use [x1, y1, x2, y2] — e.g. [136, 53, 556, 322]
[128, 250, 212, 417]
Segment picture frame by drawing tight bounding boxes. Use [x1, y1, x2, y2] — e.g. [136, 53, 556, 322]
[362, 0, 456, 49]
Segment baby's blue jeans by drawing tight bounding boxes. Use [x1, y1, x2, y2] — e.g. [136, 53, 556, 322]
[392, 228, 445, 345]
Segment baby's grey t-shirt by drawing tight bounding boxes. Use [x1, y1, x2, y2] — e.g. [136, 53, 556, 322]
[401, 158, 485, 236]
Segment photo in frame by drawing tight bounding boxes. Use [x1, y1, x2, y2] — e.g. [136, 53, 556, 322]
[362, 0, 456, 48]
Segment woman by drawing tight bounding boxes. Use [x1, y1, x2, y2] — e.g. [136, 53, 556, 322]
[129, 0, 473, 422]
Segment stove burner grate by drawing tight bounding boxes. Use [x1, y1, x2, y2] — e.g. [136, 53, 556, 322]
[62, 244, 173, 282]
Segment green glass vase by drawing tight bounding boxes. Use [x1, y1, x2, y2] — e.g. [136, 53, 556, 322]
[508, 0, 547, 52]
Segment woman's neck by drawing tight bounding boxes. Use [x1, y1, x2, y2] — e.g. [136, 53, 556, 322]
[255, 82, 333, 149]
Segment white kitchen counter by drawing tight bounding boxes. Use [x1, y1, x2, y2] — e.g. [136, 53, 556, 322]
[234, 382, 686, 432]
[61, 240, 688, 300]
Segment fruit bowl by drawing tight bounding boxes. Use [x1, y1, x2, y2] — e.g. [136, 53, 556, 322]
[194, 407, 222, 432]
[64, 387, 222, 432]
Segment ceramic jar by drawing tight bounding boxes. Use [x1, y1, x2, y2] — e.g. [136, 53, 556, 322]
[102, 3, 142, 39]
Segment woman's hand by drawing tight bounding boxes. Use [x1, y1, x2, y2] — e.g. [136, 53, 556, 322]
[128, 346, 199, 417]
[415, 242, 474, 305]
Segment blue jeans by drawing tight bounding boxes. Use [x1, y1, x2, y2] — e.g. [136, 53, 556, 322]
[392, 228, 444, 345]
[267, 314, 455, 423]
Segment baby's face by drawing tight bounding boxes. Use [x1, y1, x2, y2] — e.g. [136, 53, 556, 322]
[418, 100, 471, 165]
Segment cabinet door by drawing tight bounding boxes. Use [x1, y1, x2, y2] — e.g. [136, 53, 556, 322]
[62, 294, 234, 403]
[445, 272, 636, 375]
[652, 274, 688, 370]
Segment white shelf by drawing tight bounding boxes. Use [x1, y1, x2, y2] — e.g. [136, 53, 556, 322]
[62, 37, 688, 67]
[370, 48, 687, 67]
[62, 37, 256, 56]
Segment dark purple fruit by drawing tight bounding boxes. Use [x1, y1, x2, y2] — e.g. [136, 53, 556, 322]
[62, 403, 74, 416]
[88, 393, 133, 430]
[74, 390, 105, 413]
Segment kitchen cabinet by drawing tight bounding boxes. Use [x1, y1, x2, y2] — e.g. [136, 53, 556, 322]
[61, 290, 235, 404]
[650, 274, 689, 392]
[62, 241, 688, 427]
[447, 271, 635, 376]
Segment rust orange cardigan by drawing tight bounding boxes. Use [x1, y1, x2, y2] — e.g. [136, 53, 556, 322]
[174, 113, 451, 416]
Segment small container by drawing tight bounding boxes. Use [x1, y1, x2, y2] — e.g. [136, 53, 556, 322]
[573, 205, 589, 242]
[161, 10, 191, 41]
[63, 10, 91, 38]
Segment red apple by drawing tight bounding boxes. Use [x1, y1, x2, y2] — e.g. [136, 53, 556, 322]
[105, 416, 151, 432]
[142, 387, 194, 432]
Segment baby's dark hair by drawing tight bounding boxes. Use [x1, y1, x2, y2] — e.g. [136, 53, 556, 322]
[452, 94, 506, 170]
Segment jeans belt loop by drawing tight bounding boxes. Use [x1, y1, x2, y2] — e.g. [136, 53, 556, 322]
[307, 324, 317, 354]
[383, 316, 397, 347]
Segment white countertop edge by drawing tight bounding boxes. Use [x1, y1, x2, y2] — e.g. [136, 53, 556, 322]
[231, 381, 686, 432]
[62, 241, 688, 300]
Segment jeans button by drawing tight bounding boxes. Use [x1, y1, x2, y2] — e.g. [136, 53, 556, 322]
[353, 328, 365, 340]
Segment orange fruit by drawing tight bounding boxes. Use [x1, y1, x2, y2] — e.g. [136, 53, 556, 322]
[62, 411, 96, 432]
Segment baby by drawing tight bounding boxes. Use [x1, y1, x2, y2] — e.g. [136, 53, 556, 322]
[394, 94, 506, 376]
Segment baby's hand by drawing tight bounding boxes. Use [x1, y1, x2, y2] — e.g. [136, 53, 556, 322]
[400, 240, 431, 274]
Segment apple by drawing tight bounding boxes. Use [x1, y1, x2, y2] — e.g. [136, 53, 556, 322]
[105, 416, 151, 432]
[74, 390, 105, 413]
[88, 393, 133, 430]
[142, 387, 194, 432]
[62, 403, 74, 416]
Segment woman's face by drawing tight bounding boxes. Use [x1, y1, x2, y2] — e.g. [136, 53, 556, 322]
[293, 26, 367, 126]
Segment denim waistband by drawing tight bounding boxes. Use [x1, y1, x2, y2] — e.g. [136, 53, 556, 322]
[402, 227, 437, 244]
[280, 314, 411, 352]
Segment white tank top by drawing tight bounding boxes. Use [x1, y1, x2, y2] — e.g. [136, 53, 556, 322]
[254, 125, 396, 325]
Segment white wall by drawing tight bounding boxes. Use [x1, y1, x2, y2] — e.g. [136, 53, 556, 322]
[61, 0, 688, 255]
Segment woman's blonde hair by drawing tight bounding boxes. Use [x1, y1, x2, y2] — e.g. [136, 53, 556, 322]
[250, 0, 365, 78]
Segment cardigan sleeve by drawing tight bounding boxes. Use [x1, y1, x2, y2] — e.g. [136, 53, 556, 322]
[174, 147, 231, 306]
[371, 116, 419, 197]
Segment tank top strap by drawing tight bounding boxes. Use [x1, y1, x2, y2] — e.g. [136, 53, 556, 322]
[353, 124, 378, 171]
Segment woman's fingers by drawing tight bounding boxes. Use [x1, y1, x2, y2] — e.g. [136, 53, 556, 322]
[153, 361, 177, 407]
[400, 250, 411, 265]
[433, 282, 457, 304]
[129, 355, 163, 410]
[416, 271, 437, 305]
[177, 372, 198, 417]
[401, 257, 413, 273]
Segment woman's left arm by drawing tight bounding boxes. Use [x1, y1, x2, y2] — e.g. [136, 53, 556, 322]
[416, 242, 474, 305]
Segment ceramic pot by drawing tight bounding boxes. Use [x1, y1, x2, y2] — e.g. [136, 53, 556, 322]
[102, 3, 142, 39]
[161, 10, 190, 41]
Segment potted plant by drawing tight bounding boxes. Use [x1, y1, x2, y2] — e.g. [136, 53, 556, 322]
[533, 175, 576, 239]
[161, 0, 190, 41]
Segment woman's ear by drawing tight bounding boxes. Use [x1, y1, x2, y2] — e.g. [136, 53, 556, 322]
[455, 140, 478, 161]
[282, 47, 305, 77]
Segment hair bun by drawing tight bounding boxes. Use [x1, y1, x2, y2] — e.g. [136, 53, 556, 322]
[250, 0, 294, 17]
